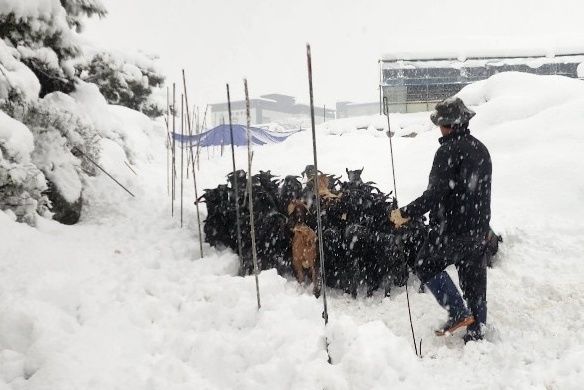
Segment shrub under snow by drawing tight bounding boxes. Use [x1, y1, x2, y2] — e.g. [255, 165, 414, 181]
[76, 51, 166, 118]
[0, 0, 165, 225]
[0, 111, 48, 225]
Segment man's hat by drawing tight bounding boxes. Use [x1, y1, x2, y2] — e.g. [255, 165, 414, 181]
[430, 97, 475, 127]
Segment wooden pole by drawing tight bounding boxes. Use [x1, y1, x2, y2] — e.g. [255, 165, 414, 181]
[182, 69, 204, 258]
[185, 105, 195, 179]
[202, 105, 209, 130]
[172, 83, 176, 217]
[226, 83, 244, 271]
[73, 147, 135, 198]
[185, 104, 196, 180]
[245, 78, 261, 310]
[220, 117, 225, 156]
[306, 44, 332, 364]
[180, 94, 184, 228]
[186, 134, 190, 180]
[383, 97, 398, 202]
[195, 105, 207, 170]
[166, 86, 170, 198]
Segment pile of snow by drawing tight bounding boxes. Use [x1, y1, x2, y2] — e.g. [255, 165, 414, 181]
[69, 82, 162, 163]
[457, 72, 584, 227]
[0, 40, 41, 100]
[320, 112, 433, 137]
[1, 72, 584, 389]
[0, 111, 34, 161]
[460, 71, 584, 127]
[0, 75, 163, 222]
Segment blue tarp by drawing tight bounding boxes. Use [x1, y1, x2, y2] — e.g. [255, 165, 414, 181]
[172, 124, 301, 147]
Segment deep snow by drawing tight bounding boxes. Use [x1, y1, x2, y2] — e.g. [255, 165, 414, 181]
[1, 72, 584, 389]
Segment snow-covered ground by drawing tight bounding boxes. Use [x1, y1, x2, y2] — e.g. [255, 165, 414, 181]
[2, 72, 584, 389]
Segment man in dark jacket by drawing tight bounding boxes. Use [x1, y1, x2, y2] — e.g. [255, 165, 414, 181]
[390, 97, 492, 342]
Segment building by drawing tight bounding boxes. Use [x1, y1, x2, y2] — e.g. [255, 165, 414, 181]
[335, 101, 380, 118]
[209, 93, 335, 128]
[379, 52, 584, 113]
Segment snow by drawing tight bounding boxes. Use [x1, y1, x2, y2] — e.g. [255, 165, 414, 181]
[381, 36, 584, 61]
[121, 63, 142, 83]
[319, 113, 433, 137]
[11, 80, 162, 212]
[2, 72, 584, 389]
[0, 111, 34, 162]
[459, 72, 584, 130]
[0, 0, 65, 21]
[15, 46, 60, 75]
[0, 0, 75, 52]
[31, 129, 82, 203]
[577, 62, 584, 78]
[62, 80, 161, 171]
[0, 40, 41, 101]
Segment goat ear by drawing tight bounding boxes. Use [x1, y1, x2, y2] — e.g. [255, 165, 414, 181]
[360, 167, 364, 173]
[345, 168, 349, 174]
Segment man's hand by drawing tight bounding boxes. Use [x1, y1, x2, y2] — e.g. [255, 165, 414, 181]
[389, 209, 410, 228]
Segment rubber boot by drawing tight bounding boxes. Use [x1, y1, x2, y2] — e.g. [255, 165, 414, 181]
[464, 298, 487, 342]
[425, 271, 473, 335]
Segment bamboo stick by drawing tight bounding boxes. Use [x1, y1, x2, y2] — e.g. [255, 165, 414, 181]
[180, 94, 184, 228]
[172, 83, 176, 217]
[244, 78, 261, 310]
[182, 69, 204, 258]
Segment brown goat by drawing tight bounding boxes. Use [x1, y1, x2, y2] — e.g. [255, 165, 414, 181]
[292, 223, 319, 295]
[287, 200, 320, 297]
[316, 175, 339, 201]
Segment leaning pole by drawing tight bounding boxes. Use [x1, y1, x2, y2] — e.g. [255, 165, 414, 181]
[244, 78, 261, 311]
[182, 70, 204, 258]
[226, 83, 244, 271]
[306, 43, 332, 364]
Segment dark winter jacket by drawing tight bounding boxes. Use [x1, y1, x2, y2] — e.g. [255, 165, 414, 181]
[401, 128, 492, 237]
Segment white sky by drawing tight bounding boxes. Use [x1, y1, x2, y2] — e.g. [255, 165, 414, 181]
[83, 0, 584, 109]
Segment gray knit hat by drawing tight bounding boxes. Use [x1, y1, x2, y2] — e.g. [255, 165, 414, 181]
[430, 97, 475, 127]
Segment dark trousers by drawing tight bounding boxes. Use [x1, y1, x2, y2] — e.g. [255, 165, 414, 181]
[415, 230, 488, 332]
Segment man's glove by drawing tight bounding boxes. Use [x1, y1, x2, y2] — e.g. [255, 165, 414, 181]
[389, 209, 410, 228]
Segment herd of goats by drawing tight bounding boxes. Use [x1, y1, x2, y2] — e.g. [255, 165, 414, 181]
[199, 166, 501, 298]
[198, 166, 438, 298]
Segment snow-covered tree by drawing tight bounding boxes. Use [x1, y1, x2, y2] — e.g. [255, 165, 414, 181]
[0, 0, 164, 226]
[60, 0, 107, 32]
[0, 0, 107, 96]
[78, 52, 166, 118]
[0, 110, 49, 225]
[1, 94, 102, 224]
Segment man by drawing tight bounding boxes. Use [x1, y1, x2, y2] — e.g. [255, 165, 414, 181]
[390, 97, 492, 342]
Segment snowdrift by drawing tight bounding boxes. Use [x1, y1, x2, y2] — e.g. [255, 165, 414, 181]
[1, 72, 584, 389]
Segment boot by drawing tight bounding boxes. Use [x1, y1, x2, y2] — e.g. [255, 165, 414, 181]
[425, 271, 474, 336]
[464, 298, 487, 342]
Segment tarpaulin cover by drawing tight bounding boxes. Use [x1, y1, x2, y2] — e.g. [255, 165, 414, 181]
[172, 124, 301, 147]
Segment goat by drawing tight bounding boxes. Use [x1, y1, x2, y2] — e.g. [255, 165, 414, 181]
[292, 223, 319, 297]
[288, 200, 320, 297]
[346, 167, 364, 184]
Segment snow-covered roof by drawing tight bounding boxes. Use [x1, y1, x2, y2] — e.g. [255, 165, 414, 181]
[381, 54, 584, 70]
[381, 37, 584, 61]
